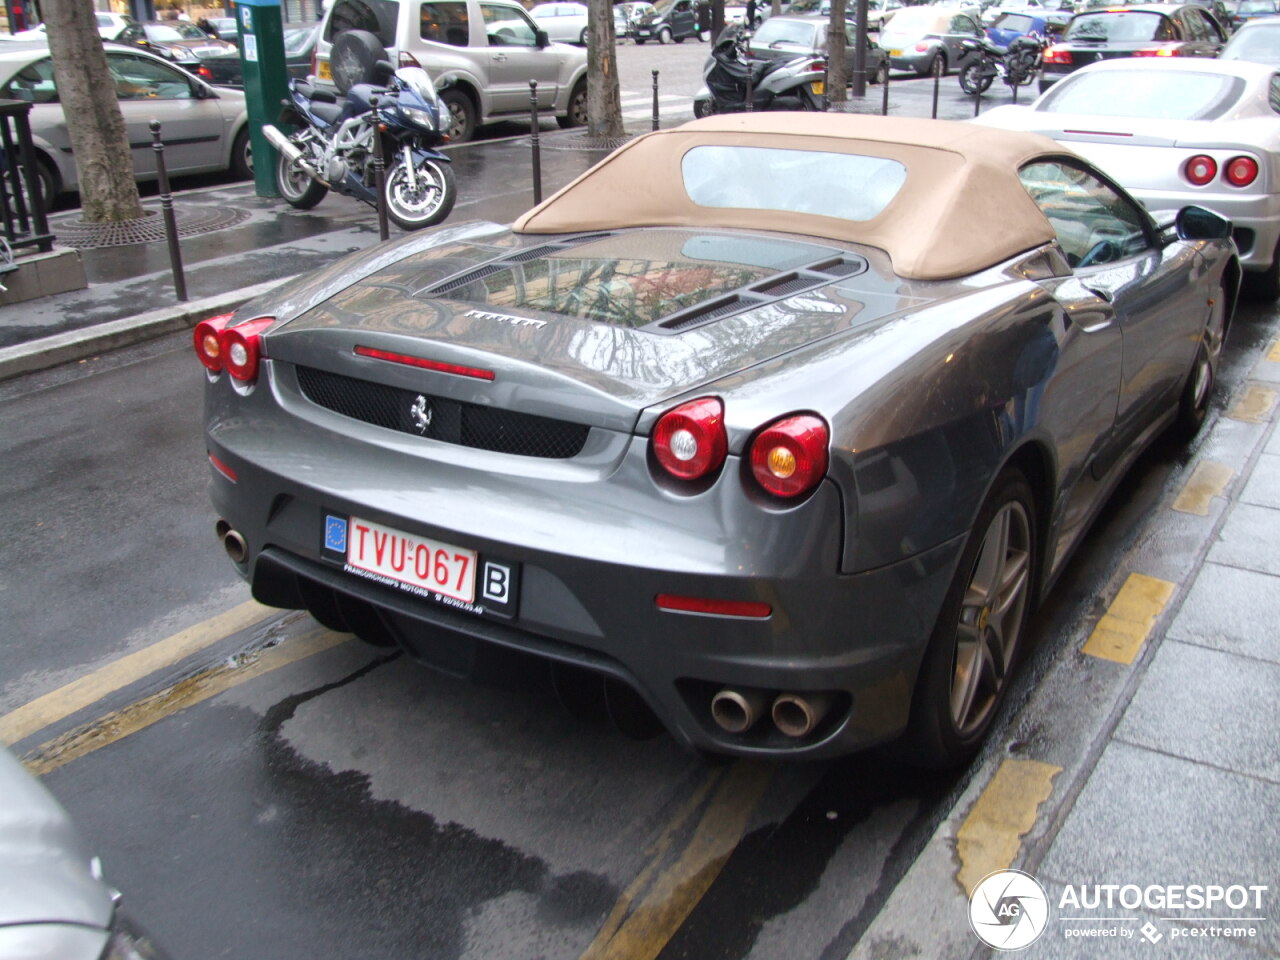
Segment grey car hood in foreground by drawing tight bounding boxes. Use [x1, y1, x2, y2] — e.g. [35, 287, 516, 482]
[0, 748, 113, 930]
[259, 225, 940, 428]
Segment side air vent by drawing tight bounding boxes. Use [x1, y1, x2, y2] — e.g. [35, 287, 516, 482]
[663, 295, 747, 331]
[808, 257, 863, 277]
[431, 263, 509, 294]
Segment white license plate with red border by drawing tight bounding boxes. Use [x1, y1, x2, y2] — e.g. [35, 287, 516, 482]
[346, 515, 476, 603]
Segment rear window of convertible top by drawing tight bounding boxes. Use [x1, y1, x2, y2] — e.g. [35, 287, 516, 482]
[681, 145, 907, 222]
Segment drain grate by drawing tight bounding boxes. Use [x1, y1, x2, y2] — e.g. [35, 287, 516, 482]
[540, 132, 635, 152]
[51, 206, 250, 249]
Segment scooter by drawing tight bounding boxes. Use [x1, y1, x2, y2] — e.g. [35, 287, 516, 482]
[692, 27, 828, 117]
[262, 64, 456, 231]
[957, 34, 1046, 95]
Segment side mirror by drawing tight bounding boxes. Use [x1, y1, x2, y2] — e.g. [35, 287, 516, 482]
[535, 27, 550, 47]
[1175, 204, 1233, 241]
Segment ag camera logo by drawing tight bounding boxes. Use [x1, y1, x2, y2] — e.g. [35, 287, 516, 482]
[969, 869, 1050, 950]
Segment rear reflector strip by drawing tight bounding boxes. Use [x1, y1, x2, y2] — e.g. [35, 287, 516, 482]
[354, 346, 496, 381]
[209, 452, 238, 483]
[656, 594, 773, 619]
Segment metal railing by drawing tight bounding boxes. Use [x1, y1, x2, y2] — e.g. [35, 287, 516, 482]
[0, 99, 54, 256]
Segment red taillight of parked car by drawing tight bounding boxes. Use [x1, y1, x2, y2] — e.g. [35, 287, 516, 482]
[652, 397, 727, 481]
[749, 414, 829, 499]
[1042, 46, 1072, 64]
[1226, 155, 1259, 187]
[1185, 154, 1218, 186]
[1132, 45, 1183, 56]
[221, 316, 276, 382]
[193, 312, 234, 373]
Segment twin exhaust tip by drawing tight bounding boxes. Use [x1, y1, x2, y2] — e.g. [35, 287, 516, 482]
[710, 687, 834, 739]
[215, 519, 248, 565]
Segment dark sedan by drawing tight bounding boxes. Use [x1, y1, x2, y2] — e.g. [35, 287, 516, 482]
[194, 22, 318, 88]
[140, 19, 236, 65]
[195, 114, 1238, 767]
[747, 14, 889, 75]
[1039, 3, 1226, 90]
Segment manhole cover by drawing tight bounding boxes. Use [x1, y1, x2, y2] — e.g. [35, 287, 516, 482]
[540, 132, 635, 152]
[52, 206, 250, 250]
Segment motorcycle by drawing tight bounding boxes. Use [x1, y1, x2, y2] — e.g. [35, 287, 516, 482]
[692, 27, 828, 117]
[957, 34, 1047, 95]
[262, 64, 456, 231]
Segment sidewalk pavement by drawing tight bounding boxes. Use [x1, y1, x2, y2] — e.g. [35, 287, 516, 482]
[2, 112, 1277, 959]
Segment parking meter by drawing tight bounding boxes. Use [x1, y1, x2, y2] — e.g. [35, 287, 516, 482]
[236, 0, 290, 197]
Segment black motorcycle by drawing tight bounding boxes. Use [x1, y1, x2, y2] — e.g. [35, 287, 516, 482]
[957, 34, 1046, 95]
[263, 63, 455, 231]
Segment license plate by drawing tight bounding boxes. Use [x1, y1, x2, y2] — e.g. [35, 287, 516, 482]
[811, 80, 825, 94]
[889, 48, 902, 56]
[638, 29, 650, 36]
[317, 58, 332, 80]
[344, 515, 476, 603]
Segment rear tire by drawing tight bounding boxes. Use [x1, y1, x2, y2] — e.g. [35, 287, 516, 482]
[230, 126, 252, 180]
[1172, 284, 1227, 440]
[556, 78, 588, 128]
[902, 469, 1037, 768]
[659, 25, 672, 43]
[1245, 238, 1280, 300]
[329, 29, 387, 95]
[440, 88, 476, 143]
[959, 61, 993, 94]
[275, 144, 327, 209]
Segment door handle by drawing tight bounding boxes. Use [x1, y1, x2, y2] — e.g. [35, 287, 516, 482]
[492, 53, 508, 62]
[1083, 284, 1113, 303]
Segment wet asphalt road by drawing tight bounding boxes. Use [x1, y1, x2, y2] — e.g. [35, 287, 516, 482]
[6, 42, 1280, 960]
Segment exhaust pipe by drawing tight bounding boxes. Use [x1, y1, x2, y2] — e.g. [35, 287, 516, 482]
[710, 688, 769, 734]
[215, 519, 248, 565]
[771, 692, 832, 738]
[260, 124, 329, 185]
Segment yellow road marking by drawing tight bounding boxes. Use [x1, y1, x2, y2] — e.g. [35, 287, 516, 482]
[1, 600, 276, 748]
[955, 758, 1061, 897]
[22, 627, 347, 777]
[1172, 460, 1234, 516]
[579, 761, 773, 960]
[1228, 385, 1278, 424]
[1268, 339, 1280, 364]
[1081, 573, 1176, 665]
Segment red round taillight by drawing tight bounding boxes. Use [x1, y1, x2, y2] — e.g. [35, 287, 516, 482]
[1225, 155, 1259, 187]
[749, 414, 829, 498]
[652, 397, 727, 481]
[1185, 155, 1217, 187]
[1043, 46, 1071, 64]
[193, 312, 234, 373]
[221, 316, 275, 382]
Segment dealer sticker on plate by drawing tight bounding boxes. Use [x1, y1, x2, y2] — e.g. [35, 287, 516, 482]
[324, 514, 518, 617]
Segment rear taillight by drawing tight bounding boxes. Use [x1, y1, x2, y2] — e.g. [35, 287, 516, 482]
[193, 312, 234, 373]
[652, 397, 727, 481]
[221, 316, 275, 382]
[1226, 155, 1259, 187]
[1131, 45, 1182, 56]
[1043, 46, 1071, 64]
[399, 50, 422, 68]
[749, 414, 829, 499]
[1185, 154, 1218, 186]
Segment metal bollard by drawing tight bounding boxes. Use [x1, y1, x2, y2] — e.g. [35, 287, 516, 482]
[371, 95, 390, 241]
[149, 119, 187, 302]
[881, 60, 890, 116]
[931, 56, 941, 119]
[652, 70, 660, 131]
[530, 80, 542, 205]
[974, 80, 982, 117]
[1011, 79, 1019, 105]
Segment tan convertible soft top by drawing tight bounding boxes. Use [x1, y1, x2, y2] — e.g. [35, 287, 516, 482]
[513, 114, 1065, 281]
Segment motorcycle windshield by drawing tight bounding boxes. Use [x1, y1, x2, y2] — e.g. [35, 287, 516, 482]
[396, 67, 439, 105]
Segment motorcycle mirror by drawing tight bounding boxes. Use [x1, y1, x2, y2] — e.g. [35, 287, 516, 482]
[373, 59, 395, 84]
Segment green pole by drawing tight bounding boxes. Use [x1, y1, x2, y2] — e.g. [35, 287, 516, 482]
[236, 0, 289, 197]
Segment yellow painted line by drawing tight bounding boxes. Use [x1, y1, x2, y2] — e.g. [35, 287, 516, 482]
[1081, 573, 1176, 665]
[579, 761, 773, 960]
[1, 600, 276, 748]
[1171, 460, 1234, 516]
[1268, 339, 1280, 364]
[1228, 385, 1278, 424]
[955, 758, 1061, 897]
[22, 627, 347, 777]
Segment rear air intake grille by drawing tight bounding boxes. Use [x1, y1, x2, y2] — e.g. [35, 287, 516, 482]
[295, 366, 590, 459]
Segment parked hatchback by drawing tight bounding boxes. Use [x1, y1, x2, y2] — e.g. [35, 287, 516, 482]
[314, 0, 589, 143]
[1220, 13, 1280, 59]
[1039, 4, 1226, 90]
[634, 0, 706, 43]
[876, 5, 984, 74]
[529, 1, 590, 44]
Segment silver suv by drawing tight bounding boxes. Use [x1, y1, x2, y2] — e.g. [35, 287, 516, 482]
[315, 0, 590, 142]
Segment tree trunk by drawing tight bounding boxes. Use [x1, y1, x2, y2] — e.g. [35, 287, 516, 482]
[42, 0, 144, 222]
[826, 0, 849, 105]
[586, 0, 624, 139]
